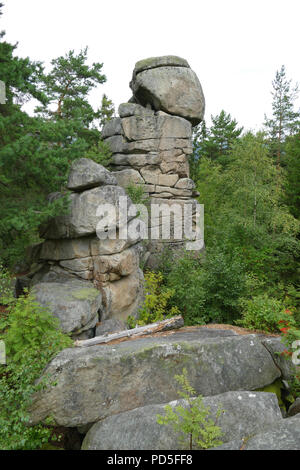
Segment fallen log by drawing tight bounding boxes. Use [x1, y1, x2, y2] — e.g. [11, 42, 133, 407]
[74, 315, 184, 348]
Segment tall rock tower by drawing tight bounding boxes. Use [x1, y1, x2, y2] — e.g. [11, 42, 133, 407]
[102, 56, 205, 267]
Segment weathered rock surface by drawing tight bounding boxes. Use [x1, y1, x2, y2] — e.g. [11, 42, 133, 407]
[130, 56, 205, 126]
[67, 158, 116, 191]
[132, 56, 190, 76]
[95, 318, 126, 337]
[100, 268, 144, 321]
[213, 415, 300, 450]
[81, 391, 282, 450]
[112, 169, 144, 188]
[41, 185, 134, 239]
[30, 330, 281, 427]
[33, 153, 144, 333]
[32, 279, 102, 336]
[261, 337, 296, 380]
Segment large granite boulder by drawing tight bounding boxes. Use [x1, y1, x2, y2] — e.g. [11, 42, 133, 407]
[81, 391, 282, 450]
[32, 279, 102, 336]
[29, 329, 281, 427]
[130, 56, 205, 126]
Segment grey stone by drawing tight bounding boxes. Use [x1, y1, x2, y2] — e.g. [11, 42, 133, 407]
[132, 56, 190, 77]
[111, 153, 161, 168]
[42, 186, 134, 239]
[95, 318, 126, 337]
[242, 415, 300, 450]
[81, 391, 282, 450]
[93, 246, 139, 277]
[126, 139, 159, 154]
[121, 113, 191, 142]
[31, 264, 77, 285]
[100, 268, 144, 321]
[262, 337, 297, 380]
[130, 60, 205, 126]
[122, 114, 157, 141]
[104, 135, 126, 154]
[101, 118, 123, 139]
[90, 223, 141, 255]
[39, 238, 92, 261]
[175, 178, 195, 190]
[140, 166, 162, 185]
[118, 103, 154, 118]
[155, 185, 192, 197]
[67, 158, 116, 191]
[112, 169, 144, 188]
[157, 112, 192, 139]
[30, 331, 281, 427]
[59, 257, 93, 272]
[32, 279, 102, 335]
[75, 328, 95, 341]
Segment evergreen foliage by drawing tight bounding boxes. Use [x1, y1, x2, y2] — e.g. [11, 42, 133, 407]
[0, 28, 113, 265]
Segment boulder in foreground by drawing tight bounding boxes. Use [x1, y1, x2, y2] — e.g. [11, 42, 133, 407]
[82, 391, 282, 450]
[29, 329, 281, 427]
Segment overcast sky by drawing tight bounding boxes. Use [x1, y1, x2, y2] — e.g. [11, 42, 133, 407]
[2, 0, 300, 131]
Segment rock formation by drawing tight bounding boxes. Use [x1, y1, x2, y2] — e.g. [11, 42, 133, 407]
[102, 55, 205, 267]
[26, 56, 300, 451]
[30, 158, 144, 339]
[30, 329, 292, 427]
[29, 327, 300, 450]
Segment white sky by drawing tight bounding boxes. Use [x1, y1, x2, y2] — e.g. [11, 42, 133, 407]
[2, 0, 300, 131]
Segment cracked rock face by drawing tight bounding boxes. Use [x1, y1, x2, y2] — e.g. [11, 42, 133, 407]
[31, 158, 144, 338]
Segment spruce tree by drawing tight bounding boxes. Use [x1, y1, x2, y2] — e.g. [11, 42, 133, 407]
[191, 110, 243, 181]
[264, 65, 300, 167]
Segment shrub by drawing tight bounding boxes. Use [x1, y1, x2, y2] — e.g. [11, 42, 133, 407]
[0, 262, 16, 307]
[156, 368, 224, 450]
[236, 295, 296, 333]
[127, 271, 180, 327]
[166, 248, 246, 325]
[0, 293, 73, 450]
[126, 183, 146, 205]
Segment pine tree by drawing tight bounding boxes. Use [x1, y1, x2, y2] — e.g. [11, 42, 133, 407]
[0, 14, 113, 265]
[264, 65, 300, 167]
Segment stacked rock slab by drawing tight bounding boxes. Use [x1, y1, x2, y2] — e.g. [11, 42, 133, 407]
[102, 56, 205, 267]
[31, 158, 144, 339]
